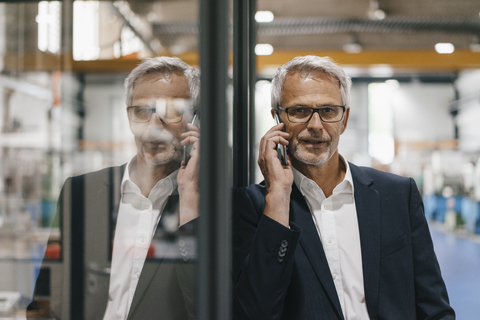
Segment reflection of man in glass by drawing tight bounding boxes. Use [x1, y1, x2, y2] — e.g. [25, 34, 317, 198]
[28, 57, 200, 320]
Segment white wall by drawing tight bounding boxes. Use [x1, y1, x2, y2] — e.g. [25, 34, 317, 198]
[391, 82, 455, 142]
[340, 82, 369, 165]
[82, 75, 136, 171]
[455, 70, 480, 153]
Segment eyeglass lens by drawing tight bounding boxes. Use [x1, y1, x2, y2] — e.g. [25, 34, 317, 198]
[127, 99, 191, 123]
[287, 106, 343, 123]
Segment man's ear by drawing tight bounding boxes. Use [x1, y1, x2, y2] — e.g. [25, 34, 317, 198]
[271, 109, 275, 119]
[340, 107, 350, 135]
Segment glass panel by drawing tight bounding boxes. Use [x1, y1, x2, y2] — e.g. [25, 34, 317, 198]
[0, 1, 201, 318]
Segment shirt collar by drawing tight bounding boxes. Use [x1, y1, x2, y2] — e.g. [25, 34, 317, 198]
[121, 156, 178, 199]
[292, 155, 354, 196]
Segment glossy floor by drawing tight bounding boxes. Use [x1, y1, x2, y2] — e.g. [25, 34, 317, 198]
[430, 223, 480, 319]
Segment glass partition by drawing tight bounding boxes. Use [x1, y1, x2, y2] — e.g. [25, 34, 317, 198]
[0, 1, 224, 318]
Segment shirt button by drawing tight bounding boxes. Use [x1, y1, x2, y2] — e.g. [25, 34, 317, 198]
[308, 182, 312, 188]
[136, 272, 141, 278]
[328, 238, 332, 244]
[141, 237, 146, 243]
[160, 182, 165, 187]
[332, 273, 337, 280]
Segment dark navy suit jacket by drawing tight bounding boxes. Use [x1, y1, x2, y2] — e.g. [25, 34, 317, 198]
[29, 165, 196, 320]
[233, 163, 455, 320]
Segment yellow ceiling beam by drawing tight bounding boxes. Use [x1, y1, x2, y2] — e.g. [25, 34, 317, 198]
[256, 50, 480, 71]
[4, 50, 480, 73]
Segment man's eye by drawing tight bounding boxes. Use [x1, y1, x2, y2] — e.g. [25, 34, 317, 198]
[135, 108, 149, 115]
[322, 107, 333, 113]
[293, 107, 307, 114]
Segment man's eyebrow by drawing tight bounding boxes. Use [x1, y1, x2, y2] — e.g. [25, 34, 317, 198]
[285, 101, 341, 107]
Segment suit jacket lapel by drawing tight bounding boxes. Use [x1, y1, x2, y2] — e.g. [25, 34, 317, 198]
[290, 184, 345, 319]
[350, 163, 381, 320]
[80, 165, 125, 319]
[108, 164, 126, 261]
[127, 194, 179, 318]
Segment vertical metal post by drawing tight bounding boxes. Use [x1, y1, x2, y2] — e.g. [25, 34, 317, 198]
[60, 0, 77, 319]
[198, 0, 231, 318]
[233, 0, 250, 188]
[248, 0, 257, 185]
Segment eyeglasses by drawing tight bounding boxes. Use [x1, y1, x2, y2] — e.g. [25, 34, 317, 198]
[127, 98, 193, 124]
[278, 105, 346, 123]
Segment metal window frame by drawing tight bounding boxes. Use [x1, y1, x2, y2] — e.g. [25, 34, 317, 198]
[197, 0, 256, 318]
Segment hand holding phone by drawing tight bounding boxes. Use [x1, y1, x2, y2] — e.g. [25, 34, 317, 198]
[274, 112, 288, 166]
[183, 114, 199, 165]
[178, 113, 200, 226]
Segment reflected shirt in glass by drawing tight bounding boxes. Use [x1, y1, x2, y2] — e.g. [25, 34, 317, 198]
[103, 158, 178, 320]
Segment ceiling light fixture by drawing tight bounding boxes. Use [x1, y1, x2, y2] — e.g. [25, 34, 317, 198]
[368, 0, 386, 20]
[343, 43, 362, 54]
[470, 36, 480, 52]
[435, 43, 455, 54]
[369, 65, 394, 77]
[255, 43, 274, 55]
[255, 11, 274, 23]
[343, 34, 362, 54]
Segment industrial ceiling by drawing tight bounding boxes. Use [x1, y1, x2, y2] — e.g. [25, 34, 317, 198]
[3, 0, 480, 73]
[130, 0, 480, 52]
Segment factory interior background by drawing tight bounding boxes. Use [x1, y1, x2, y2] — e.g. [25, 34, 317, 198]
[0, 0, 480, 318]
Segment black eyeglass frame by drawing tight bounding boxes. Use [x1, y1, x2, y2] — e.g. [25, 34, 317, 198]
[277, 105, 346, 123]
[126, 106, 194, 124]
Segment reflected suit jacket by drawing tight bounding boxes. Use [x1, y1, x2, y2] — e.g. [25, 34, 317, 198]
[29, 165, 196, 320]
[233, 163, 455, 320]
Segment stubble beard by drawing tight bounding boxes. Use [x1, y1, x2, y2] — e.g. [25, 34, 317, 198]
[140, 140, 183, 167]
[289, 132, 339, 167]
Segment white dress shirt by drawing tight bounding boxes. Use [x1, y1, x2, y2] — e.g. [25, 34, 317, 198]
[292, 157, 370, 320]
[103, 158, 178, 320]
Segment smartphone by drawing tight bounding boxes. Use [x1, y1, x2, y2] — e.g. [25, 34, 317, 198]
[183, 113, 199, 165]
[274, 112, 288, 165]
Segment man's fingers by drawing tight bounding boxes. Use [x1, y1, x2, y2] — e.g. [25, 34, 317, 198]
[258, 129, 289, 163]
[259, 129, 288, 152]
[267, 135, 289, 147]
[181, 130, 200, 139]
[186, 123, 200, 132]
[181, 136, 200, 146]
[269, 122, 284, 132]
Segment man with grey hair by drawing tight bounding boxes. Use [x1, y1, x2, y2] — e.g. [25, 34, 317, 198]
[233, 55, 454, 319]
[29, 56, 199, 320]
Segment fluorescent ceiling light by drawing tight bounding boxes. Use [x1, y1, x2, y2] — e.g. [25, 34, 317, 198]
[343, 43, 362, 54]
[368, 9, 386, 20]
[255, 11, 274, 23]
[369, 65, 394, 77]
[470, 43, 480, 52]
[435, 43, 455, 54]
[373, 9, 386, 20]
[470, 36, 480, 52]
[255, 44, 274, 55]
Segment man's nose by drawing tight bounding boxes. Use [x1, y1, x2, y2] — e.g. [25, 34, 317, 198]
[148, 112, 165, 127]
[307, 111, 324, 131]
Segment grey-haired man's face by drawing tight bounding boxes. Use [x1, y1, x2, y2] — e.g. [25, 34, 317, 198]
[128, 72, 190, 167]
[279, 71, 349, 167]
